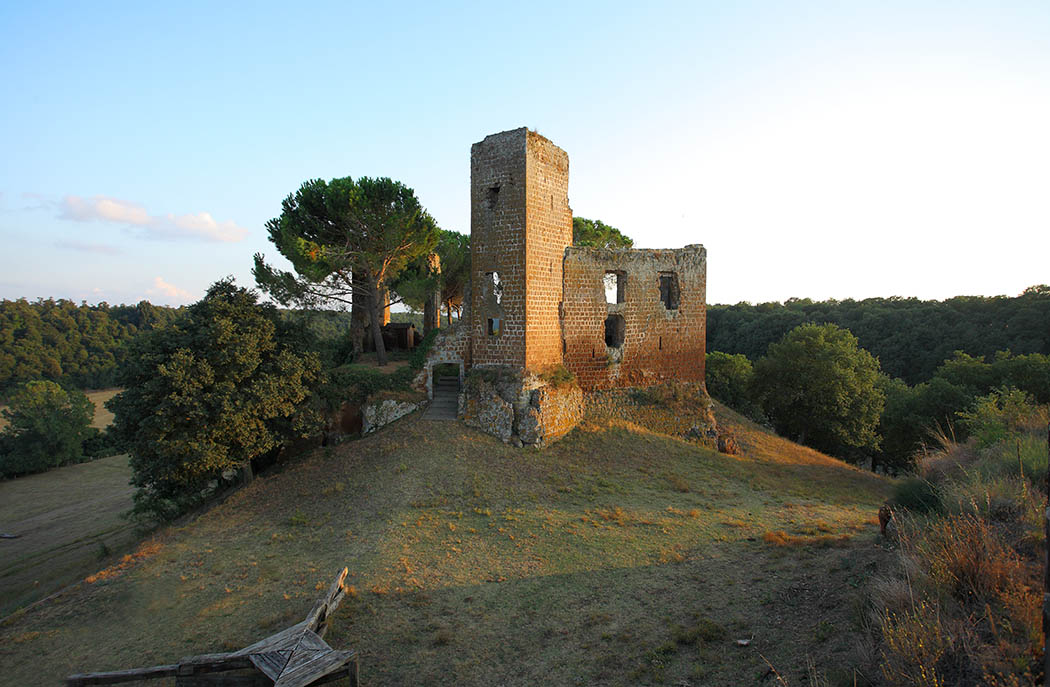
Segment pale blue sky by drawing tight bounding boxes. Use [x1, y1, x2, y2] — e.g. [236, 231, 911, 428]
[2, 1, 1047, 306]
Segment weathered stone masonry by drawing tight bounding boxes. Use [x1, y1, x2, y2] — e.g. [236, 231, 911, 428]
[561, 245, 706, 390]
[418, 127, 707, 445]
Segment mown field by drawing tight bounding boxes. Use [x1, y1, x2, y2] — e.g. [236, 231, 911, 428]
[0, 388, 133, 618]
[0, 401, 892, 685]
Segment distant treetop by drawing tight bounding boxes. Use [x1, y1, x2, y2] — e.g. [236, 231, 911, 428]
[572, 217, 634, 249]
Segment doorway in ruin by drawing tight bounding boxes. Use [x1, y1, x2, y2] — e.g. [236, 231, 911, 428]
[424, 361, 463, 421]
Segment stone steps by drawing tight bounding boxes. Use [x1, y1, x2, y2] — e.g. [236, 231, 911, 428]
[423, 377, 460, 421]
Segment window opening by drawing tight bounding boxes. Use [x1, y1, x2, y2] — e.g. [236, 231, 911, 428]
[485, 271, 503, 305]
[604, 314, 625, 348]
[658, 272, 679, 310]
[487, 317, 501, 336]
[486, 185, 500, 211]
[604, 271, 625, 304]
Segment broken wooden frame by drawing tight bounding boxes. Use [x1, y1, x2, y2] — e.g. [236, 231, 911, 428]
[66, 568, 358, 687]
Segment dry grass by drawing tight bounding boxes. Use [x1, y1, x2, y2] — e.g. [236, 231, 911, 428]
[872, 423, 1045, 686]
[0, 454, 136, 617]
[0, 399, 893, 686]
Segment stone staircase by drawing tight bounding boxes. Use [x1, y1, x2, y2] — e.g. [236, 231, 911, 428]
[423, 375, 460, 421]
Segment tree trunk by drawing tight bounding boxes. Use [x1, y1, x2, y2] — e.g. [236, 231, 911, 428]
[423, 288, 439, 334]
[445, 300, 453, 326]
[350, 273, 369, 355]
[369, 280, 388, 366]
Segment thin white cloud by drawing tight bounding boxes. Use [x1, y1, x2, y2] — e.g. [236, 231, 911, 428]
[149, 276, 194, 305]
[55, 240, 122, 255]
[58, 195, 249, 243]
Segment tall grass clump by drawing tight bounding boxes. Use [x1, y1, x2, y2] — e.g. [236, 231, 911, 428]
[869, 389, 1046, 686]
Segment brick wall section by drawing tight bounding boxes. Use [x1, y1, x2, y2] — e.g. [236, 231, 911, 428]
[523, 131, 572, 372]
[469, 128, 572, 373]
[561, 245, 707, 391]
[470, 129, 528, 369]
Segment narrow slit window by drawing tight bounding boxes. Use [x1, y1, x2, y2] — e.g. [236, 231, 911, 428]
[604, 314, 625, 348]
[604, 271, 625, 304]
[485, 271, 503, 304]
[658, 272, 679, 310]
[487, 317, 501, 336]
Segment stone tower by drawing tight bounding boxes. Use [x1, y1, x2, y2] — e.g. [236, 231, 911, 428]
[469, 128, 572, 371]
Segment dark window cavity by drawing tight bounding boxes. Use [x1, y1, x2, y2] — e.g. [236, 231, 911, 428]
[486, 184, 500, 211]
[487, 317, 501, 336]
[604, 314, 625, 348]
[659, 272, 679, 310]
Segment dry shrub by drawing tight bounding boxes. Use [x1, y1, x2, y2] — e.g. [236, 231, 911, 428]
[763, 530, 803, 546]
[879, 599, 952, 687]
[916, 426, 978, 482]
[916, 514, 1023, 601]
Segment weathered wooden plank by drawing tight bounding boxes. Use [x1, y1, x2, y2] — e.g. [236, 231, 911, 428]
[248, 650, 290, 681]
[176, 653, 252, 675]
[274, 650, 357, 687]
[66, 664, 178, 686]
[236, 620, 309, 655]
[306, 568, 348, 637]
[294, 629, 330, 653]
[281, 648, 325, 678]
[174, 671, 272, 686]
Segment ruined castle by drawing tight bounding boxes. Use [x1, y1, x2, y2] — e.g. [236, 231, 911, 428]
[417, 128, 707, 445]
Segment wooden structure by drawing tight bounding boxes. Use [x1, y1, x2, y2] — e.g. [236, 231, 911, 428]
[67, 569, 358, 687]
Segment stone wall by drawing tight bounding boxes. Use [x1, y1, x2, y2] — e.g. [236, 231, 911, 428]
[413, 320, 471, 397]
[523, 130, 572, 372]
[518, 382, 583, 446]
[470, 129, 528, 369]
[460, 367, 581, 446]
[469, 128, 572, 373]
[561, 245, 707, 391]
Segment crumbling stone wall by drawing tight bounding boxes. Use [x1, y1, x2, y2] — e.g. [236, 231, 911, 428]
[460, 367, 581, 446]
[518, 383, 583, 446]
[561, 245, 707, 391]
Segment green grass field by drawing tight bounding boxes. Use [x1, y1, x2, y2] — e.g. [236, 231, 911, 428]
[0, 401, 893, 685]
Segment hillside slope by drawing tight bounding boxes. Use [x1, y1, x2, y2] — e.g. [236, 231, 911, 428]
[0, 400, 892, 686]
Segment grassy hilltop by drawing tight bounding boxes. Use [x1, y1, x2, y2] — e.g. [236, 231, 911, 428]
[0, 401, 892, 686]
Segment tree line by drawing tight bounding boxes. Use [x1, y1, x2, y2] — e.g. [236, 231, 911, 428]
[708, 321, 1050, 472]
[0, 299, 181, 395]
[708, 287, 1050, 385]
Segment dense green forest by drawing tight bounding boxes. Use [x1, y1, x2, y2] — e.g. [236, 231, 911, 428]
[708, 287, 1050, 384]
[0, 299, 182, 394]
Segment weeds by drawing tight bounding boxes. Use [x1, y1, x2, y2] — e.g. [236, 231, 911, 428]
[869, 395, 1046, 685]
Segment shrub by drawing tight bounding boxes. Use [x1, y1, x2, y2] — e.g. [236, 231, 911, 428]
[0, 381, 94, 478]
[108, 280, 322, 520]
[705, 351, 753, 407]
[891, 477, 941, 514]
[957, 386, 1042, 448]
